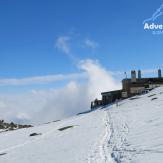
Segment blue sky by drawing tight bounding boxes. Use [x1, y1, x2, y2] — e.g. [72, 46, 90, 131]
[0, 0, 163, 78]
[0, 0, 163, 123]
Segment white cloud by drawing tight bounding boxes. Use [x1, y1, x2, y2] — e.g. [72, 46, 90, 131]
[0, 59, 121, 125]
[0, 101, 6, 108]
[55, 36, 71, 54]
[79, 59, 121, 99]
[84, 38, 99, 49]
[0, 73, 86, 86]
[0, 68, 158, 86]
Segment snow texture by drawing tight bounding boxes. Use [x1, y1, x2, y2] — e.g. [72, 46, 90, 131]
[0, 87, 163, 163]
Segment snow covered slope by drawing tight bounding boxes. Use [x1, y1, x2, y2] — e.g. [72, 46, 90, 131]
[0, 109, 113, 163]
[0, 87, 163, 163]
[107, 86, 163, 163]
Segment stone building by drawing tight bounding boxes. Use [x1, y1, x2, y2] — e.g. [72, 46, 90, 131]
[91, 69, 163, 109]
[91, 99, 102, 108]
[101, 90, 122, 105]
[122, 69, 163, 98]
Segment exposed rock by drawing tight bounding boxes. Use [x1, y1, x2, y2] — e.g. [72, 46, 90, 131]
[58, 126, 74, 131]
[0, 153, 7, 156]
[0, 120, 33, 133]
[29, 133, 42, 137]
[151, 97, 158, 101]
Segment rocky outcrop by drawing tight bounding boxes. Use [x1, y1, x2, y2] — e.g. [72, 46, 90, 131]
[0, 120, 32, 132]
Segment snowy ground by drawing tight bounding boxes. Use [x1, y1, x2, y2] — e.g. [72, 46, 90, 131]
[0, 87, 163, 163]
[0, 109, 113, 163]
[108, 87, 163, 163]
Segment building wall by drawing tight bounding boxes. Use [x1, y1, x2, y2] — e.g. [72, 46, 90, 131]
[130, 87, 145, 94]
[122, 91, 128, 98]
[122, 77, 163, 98]
[149, 84, 163, 89]
[101, 90, 122, 105]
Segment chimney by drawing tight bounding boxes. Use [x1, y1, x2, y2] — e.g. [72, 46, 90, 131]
[158, 69, 162, 78]
[131, 70, 136, 82]
[138, 70, 141, 79]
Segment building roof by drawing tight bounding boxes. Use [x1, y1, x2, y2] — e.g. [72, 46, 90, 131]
[101, 90, 122, 95]
[122, 77, 163, 84]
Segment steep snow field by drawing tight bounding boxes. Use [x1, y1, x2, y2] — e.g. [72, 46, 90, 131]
[0, 109, 112, 163]
[0, 87, 163, 163]
[108, 87, 163, 163]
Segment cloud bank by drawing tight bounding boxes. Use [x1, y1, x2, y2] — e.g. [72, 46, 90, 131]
[0, 59, 121, 125]
[0, 73, 86, 86]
